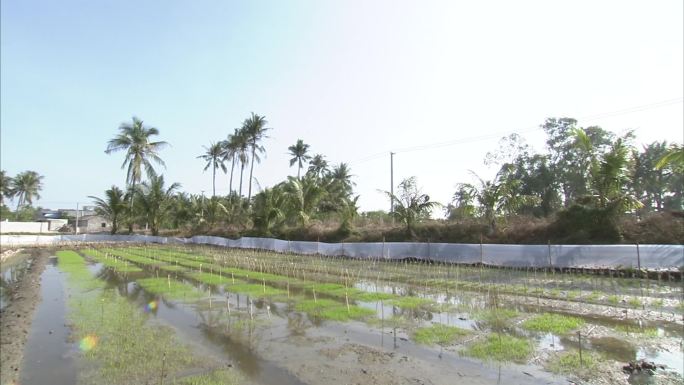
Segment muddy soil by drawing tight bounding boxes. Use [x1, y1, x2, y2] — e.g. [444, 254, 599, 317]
[0, 251, 48, 384]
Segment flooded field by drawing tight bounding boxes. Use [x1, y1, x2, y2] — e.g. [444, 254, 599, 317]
[3, 244, 683, 385]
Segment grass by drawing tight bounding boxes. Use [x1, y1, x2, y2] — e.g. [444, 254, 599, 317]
[615, 324, 659, 337]
[295, 298, 375, 321]
[522, 313, 584, 334]
[81, 249, 143, 273]
[172, 370, 241, 385]
[546, 350, 601, 375]
[226, 283, 285, 297]
[627, 297, 642, 308]
[188, 272, 234, 286]
[56, 250, 212, 384]
[353, 292, 396, 302]
[464, 334, 533, 363]
[137, 277, 206, 300]
[413, 324, 469, 346]
[473, 308, 518, 329]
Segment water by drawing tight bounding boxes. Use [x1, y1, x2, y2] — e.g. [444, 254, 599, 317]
[20, 257, 77, 385]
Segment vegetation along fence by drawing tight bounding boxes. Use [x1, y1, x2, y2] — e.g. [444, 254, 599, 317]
[1, 234, 682, 270]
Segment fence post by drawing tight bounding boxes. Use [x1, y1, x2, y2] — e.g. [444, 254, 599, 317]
[479, 234, 484, 265]
[636, 242, 641, 277]
[547, 240, 553, 275]
[382, 236, 386, 259]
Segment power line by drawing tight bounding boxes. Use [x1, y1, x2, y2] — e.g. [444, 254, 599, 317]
[349, 97, 683, 165]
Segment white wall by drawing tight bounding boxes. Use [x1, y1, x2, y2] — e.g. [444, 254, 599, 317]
[0, 221, 51, 234]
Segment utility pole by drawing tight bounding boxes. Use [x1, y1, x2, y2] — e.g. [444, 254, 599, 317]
[390, 152, 395, 223]
[200, 190, 205, 219]
[75, 202, 79, 234]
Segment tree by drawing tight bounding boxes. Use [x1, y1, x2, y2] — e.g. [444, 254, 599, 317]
[0, 170, 14, 206]
[282, 175, 327, 226]
[445, 185, 476, 220]
[328, 163, 355, 198]
[134, 175, 180, 235]
[656, 144, 684, 173]
[307, 154, 329, 178]
[11, 171, 44, 209]
[105, 117, 168, 189]
[106, 117, 168, 231]
[383, 177, 440, 237]
[288, 139, 311, 179]
[234, 129, 250, 197]
[197, 142, 227, 197]
[89, 186, 127, 234]
[242, 113, 271, 202]
[462, 166, 539, 233]
[251, 186, 286, 235]
[222, 129, 241, 195]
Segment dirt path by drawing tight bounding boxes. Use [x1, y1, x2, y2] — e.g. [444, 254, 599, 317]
[0, 251, 48, 385]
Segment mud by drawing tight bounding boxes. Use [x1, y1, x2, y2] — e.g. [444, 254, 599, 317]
[0, 250, 48, 385]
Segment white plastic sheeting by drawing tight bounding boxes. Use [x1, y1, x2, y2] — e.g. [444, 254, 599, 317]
[1, 234, 682, 269]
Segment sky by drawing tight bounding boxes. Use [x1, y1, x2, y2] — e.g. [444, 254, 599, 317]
[1, 0, 683, 214]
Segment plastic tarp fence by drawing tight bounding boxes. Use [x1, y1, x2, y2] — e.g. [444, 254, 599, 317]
[1, 234, 682, 269]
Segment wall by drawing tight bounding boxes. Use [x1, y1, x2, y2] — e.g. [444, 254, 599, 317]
[0, 221, 51, 234]
[0, 234, 682, 270]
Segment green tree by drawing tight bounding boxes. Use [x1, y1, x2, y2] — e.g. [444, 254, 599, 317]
[656, 144, 684, 172]
[0, 170, 14, 207]
[234, 129, 250, 197]
[283, 175, 326, 226]
[222, 129, 241, 195]
[383, 177, 440, 237]
[11, 171, 44, 209]
[288, 139, 311, 179]
[307, 154, 329, 178]
[88, 186, 127, 234]
[106, 117, 168, 231]
[251, 185, 287, 235]
[197, 142, 227, 197]
[242, 113, 271, 202]
[445, 185, 477, 220]
[134, 175, 180, 236]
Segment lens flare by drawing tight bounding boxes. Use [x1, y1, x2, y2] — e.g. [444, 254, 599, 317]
[79, 334, 98, 352]
[144, 300, 158, 313]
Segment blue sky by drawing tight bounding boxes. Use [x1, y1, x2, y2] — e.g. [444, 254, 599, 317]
[2, 0, 682, 212]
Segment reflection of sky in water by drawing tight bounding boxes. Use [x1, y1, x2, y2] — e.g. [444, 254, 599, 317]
[638, 346, 683, 376]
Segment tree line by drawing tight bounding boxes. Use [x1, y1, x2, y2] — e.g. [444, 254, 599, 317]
[1, 115, 681, 242]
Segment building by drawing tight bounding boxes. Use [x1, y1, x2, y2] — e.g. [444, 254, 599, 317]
[76, 214, 112, 233]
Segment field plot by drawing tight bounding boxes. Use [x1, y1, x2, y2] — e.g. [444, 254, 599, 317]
[3, 244, 683, 385]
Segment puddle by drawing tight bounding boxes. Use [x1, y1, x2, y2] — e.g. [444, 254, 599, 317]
[0, 254, 33, 310]
[20, 257, 77, 385]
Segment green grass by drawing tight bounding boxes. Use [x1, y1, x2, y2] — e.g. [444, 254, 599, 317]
[352, 292, 396, 302]
[472, 308, 518, 329]
[388, 296, 434, 310]
[295, 298, 375, 321]
[137, 278, 205, 300]
[188, 272, 234, 286]
[172, 370, 241, 385]
[159, 265, 188, 273]
[413, 324, 469, 346]
[226, 283, 285, 298]
[57, 250, 211, 384]
[522, 313, 584, 334]
[464, 334, 533, 363]
[627, 297, 642, 308]
[81, 249, 143, 273]
[615, 324, 658, 337]
[546, 350, 601, 375]
[607, 295, 620, 305]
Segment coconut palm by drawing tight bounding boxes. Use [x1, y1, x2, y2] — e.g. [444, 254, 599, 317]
[252, 185, 287, 235]
[0, 170, 14, 206]
[282, 175, 326, 226]
[329, 163, 355, 198]
[88, 186, 127, 234]
[383, 177, 439, 237]
[307, 154, 329, 178]
[656, 144, 684, 173]
[234, 129, 250, 197]
[134, 174, 180, 236]
[222, 129, 242, 194]
[11, 171, 44, 209]
[105, 117, 168, 195]
[197, 142, 227, 197]
[288, 139, 311, 179]
[242, 113, 271, 202]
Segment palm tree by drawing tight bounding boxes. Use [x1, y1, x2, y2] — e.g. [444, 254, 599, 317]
[0, 170, 14, 206]
[11, 171, 44, 209]
[307, 154, 329, 178]
[288, 139, 311, 179]
[135, 174, 180, 236]
[197, 142, 227, 197]
[383, 177, 439, 237]
[88, 186, 127, 234]
[234, 129, 250, 197]
[222, 129, 241, 194]
[252, 185, 287, 235]
[329, 163, 355, 197]
[656, 144, 684, 173]
[283, 175, 326, 226]
[242, 113, 271, 202]
[105, 117, 168, 202]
